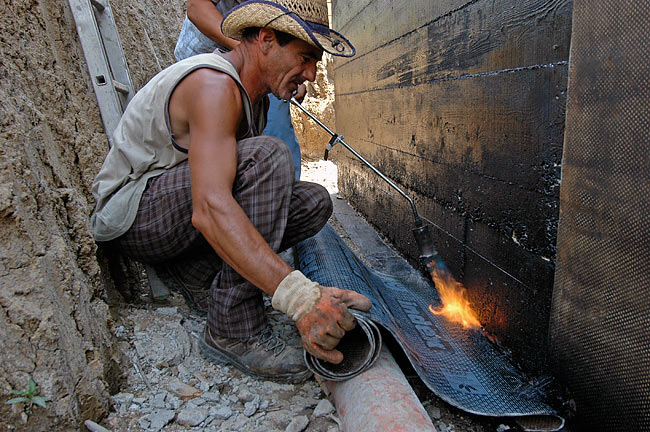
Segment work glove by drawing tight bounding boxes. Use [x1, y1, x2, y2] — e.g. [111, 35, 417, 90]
[272, 270, 372, 364]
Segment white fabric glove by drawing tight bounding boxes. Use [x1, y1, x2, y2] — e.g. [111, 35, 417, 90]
[272, 270, 322, 322]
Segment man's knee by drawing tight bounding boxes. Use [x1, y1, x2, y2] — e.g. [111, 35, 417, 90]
[238, 135, 294, 180]
[312, 183, 333, 220]
[293, 181, 333, 227]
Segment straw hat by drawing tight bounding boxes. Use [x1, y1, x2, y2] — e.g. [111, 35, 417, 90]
[221, 0, 355, 57]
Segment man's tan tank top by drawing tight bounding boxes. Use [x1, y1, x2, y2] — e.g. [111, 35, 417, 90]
[91, 53, 265, 241]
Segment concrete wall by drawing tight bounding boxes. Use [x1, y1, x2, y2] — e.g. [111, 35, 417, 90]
[331, 0, 572, 371]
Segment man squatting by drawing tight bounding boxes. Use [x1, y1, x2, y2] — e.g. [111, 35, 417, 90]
[90, 0, 372, 383]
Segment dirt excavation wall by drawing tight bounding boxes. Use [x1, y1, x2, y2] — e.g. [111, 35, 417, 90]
[292, 55, 338, 160]
[331, 0, 572, 372]
[0, 0, 183, 428]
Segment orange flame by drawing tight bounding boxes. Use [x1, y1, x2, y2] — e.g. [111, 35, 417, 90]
[428, 267, 481, 329]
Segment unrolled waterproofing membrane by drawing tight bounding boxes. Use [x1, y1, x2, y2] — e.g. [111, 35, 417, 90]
[296, 223, 564, 431]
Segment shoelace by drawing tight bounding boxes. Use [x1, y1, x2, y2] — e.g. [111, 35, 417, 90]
[255, 328, 287, 356]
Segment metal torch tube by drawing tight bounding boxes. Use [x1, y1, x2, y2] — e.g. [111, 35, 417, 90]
[291, 98, 422, 226]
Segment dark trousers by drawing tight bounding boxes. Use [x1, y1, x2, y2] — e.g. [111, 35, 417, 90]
[115, 136, 332, 338]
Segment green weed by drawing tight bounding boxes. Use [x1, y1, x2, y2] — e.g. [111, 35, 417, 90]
[5, 378, 47, 412]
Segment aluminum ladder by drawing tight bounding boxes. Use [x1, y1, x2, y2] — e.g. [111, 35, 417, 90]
[68, 0, 134, 143]
[69, 0, 170, 300]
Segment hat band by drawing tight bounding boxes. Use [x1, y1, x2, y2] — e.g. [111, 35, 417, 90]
[263, 11, 296, 29]
[304, 21, 347, 53]
[305, 20, 330, 36]
[263, 13, 345, 54]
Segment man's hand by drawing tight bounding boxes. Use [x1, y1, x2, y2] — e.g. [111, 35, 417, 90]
[271, 271, 372, 364]
[295, 286, 372, 364]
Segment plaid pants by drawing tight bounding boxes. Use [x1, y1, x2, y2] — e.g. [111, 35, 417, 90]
[115, 136, 332, 337]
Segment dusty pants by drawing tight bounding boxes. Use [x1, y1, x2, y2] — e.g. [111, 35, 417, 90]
[114, 136, 332, 338]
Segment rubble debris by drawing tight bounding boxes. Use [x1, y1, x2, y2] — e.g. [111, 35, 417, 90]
[285, 415, 310, 432]
[176, 407, 208, 427]
[84, 420, 111, 432]
[165, 378, 201, 400]
[138, 409, 175, 431]
[312, 399, 335, 418]
[103, 303, 342, 431]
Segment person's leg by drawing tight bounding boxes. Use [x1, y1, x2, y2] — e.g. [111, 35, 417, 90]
[113, 136, 330, 382]
[114, 160, 197, 262]
[113, 135, 294, 330]
[263, 94, 302, 179]
[111, 152, 299, 382]
[115, 137, 331, 333]
[209, 140, 332, 338]
[278, 181, 333, 252]
[201, 135, 328, 383]
[114, 161, 218, 312]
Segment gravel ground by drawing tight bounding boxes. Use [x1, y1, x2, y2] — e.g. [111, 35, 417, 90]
[103, 301, 341, 432]
[97, 161, 527, 432]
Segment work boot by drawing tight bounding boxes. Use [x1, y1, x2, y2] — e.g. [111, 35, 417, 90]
[199, 326, 312, 383]
[153, 265, 211, 316]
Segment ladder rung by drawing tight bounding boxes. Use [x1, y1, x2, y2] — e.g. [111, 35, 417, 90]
[70, 0, 133, 141]
[113, 80, 130, 94]
[90, 0, 105, 11]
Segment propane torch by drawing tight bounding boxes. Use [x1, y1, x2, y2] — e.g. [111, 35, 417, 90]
[290, 98, 449, 274]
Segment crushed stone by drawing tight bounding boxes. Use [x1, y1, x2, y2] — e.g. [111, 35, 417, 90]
[103, 291, 342, 432]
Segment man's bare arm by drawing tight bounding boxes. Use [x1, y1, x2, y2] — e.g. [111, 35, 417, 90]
[177, 69, 291, 295]
[187, 0, 239, 51]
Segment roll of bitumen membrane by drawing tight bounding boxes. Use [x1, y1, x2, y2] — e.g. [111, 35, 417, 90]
[304, 311, 382, 381]
[297, 223, 565, 432]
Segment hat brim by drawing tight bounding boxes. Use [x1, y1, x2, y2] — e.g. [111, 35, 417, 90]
[222, 1, 356, 57]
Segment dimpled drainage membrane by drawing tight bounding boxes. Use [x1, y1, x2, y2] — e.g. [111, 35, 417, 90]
[296, 223, 564, 431]
[548, 1, 650, 430]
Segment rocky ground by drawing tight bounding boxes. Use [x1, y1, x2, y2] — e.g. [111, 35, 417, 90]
[92, 161, 521, 432]
[102, 303, 340, 432]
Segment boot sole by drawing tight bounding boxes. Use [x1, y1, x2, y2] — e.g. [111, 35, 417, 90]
[160, 268, 208, 316]
[173, 282, 208, 317]
[198, 330, 312, 384]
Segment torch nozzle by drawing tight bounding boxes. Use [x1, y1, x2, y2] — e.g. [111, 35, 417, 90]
[411, 223, 451, 275]
[412, 224, 435, 257]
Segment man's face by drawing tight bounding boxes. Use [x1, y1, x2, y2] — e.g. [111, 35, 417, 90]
[266, 35, 323, 101]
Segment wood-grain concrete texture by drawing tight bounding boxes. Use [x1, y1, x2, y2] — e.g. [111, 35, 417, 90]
[331, 0, 573, 371]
